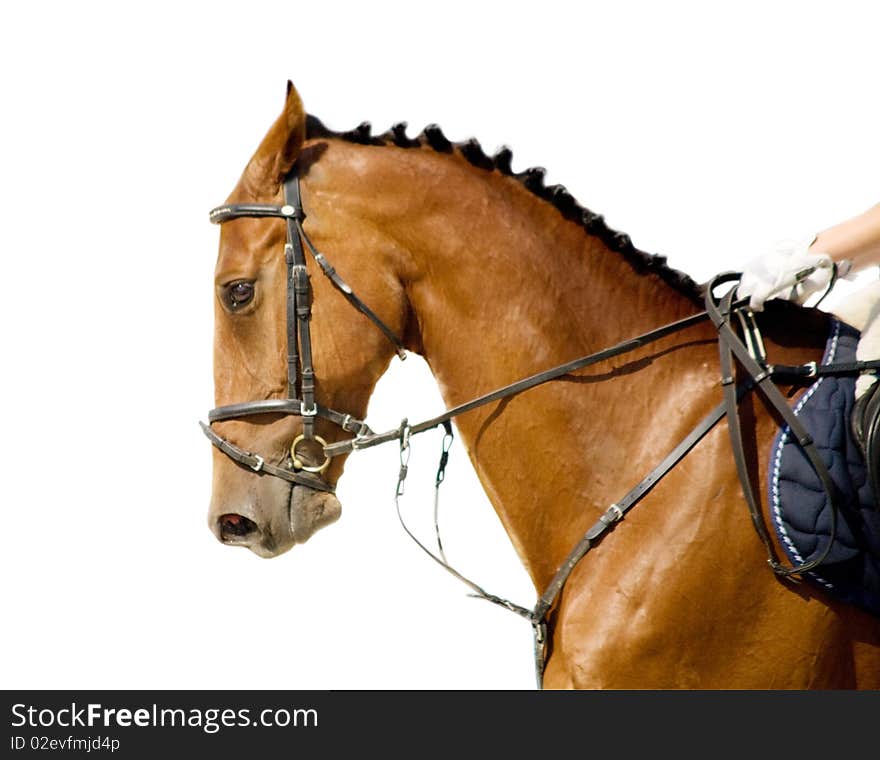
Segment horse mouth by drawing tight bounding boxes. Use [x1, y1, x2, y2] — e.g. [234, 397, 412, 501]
[210, 487, 342, 557]
[218, 513, 259, 543]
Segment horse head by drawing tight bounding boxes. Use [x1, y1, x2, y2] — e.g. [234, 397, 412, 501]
[206, 82, 411, 556]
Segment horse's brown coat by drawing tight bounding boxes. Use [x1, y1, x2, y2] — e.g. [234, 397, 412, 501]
[208, 83, 880, 687]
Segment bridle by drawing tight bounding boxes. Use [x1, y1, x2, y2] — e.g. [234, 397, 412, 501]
[202, 167, 407, 493]
[203, 163, 874, 688]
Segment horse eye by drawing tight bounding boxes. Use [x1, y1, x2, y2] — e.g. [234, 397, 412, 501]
[224, 280, 255, 310]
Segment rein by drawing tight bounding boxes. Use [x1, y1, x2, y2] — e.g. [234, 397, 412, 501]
[204, 165, 879, 689]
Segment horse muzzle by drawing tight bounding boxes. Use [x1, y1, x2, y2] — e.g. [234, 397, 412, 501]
[209, 485, 342, 558]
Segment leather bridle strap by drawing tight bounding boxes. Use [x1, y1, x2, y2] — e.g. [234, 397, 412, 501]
[208, 399, 373, 436]
[285, 175, 316, 437]
[295, 213, 408, 359]
[200, 422, 335, 492]
[203, 166, 405, 489]
[209, 175, 407, 362]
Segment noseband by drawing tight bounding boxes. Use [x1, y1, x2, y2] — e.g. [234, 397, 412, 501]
[202, 166, 407, 493]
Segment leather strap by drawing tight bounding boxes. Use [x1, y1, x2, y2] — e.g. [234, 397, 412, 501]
[283, 174, 316, 438]
[706, 275, 840, 576]
[324, 309, 715, 457]
[208, 174, 407, 360]
[200, 422, 335, 492]
[208, 398, 373, 436]
[769, 358, 880, 379]
[209, 204, 301, 224]
[528, 396, 731, 687]
[205, 166, 404, 487]
[295, 220, 407, 359]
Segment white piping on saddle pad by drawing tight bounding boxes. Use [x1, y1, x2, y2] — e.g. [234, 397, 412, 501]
[769, 319, 842, 591]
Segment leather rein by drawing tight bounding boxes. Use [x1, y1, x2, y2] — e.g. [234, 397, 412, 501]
[203, 165, 878, 688]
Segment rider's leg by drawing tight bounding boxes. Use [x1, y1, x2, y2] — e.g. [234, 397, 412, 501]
[836, 278, 880, 500]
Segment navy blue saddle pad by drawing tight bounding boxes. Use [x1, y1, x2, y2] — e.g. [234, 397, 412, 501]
[769, 318, 880, 617]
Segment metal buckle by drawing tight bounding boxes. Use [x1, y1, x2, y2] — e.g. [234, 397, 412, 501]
[341, 413, 371, 439]
[250, 454, 265, 472]
[805, 360, 818, 378]
[300, 401, 318, 417]
[599, 503, 624, 526]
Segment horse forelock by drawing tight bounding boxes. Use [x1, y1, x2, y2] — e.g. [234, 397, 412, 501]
[304, 114, 703, 304]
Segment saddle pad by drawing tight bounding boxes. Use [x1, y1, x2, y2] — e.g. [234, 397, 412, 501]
[770, 318, 880, 617]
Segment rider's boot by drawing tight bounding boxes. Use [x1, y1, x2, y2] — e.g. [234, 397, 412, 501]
[852, 377, 880, 505]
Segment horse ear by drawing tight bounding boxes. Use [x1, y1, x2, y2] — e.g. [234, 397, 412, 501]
[243, 80, 307, 194]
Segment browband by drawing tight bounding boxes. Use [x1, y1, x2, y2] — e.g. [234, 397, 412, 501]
[209, 203, 304, 224]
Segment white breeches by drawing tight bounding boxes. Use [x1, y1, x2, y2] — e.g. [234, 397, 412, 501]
[832, 278, 880, 398]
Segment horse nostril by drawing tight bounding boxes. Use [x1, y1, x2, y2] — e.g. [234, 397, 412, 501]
[218, 513, 259, 541]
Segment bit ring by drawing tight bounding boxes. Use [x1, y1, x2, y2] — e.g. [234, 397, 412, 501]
[291, 434, 331, 474]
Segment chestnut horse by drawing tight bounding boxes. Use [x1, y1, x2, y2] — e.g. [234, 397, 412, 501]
[205, 82, 880, 688]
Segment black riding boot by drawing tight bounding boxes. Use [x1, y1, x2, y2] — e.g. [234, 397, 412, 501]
[852, 378, 880, 506]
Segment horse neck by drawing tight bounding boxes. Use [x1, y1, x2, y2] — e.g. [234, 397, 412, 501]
[310, 139, 709, 588]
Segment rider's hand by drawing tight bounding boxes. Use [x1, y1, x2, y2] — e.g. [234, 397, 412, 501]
[737, 238, 834, 311]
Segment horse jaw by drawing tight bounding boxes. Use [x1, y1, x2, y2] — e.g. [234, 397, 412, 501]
[288, 487, 343, 548]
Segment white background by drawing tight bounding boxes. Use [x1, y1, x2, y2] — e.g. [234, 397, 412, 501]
[2, 1, 878, 690]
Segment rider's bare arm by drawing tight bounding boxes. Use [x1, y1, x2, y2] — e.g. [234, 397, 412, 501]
[810, 202, 880, 272]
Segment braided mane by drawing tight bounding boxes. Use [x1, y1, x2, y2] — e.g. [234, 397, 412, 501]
[306, 115, 703, 303]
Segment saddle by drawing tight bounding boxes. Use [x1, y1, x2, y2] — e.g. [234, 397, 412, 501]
[767, 319, 880, 616]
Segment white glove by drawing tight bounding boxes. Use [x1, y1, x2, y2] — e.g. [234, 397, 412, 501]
[737, 238, 834, 311]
